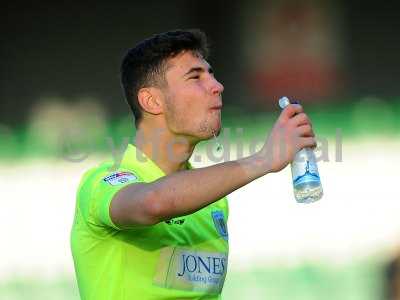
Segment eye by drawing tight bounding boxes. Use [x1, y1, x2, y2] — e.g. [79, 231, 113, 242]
[189, 75, 200, 80]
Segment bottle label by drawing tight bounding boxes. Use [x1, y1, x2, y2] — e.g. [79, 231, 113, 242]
[291, 149, 320, 187]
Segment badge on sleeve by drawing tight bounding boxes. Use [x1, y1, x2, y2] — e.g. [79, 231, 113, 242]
[211, 210, 228, 241]
[103, 171, 138, 186]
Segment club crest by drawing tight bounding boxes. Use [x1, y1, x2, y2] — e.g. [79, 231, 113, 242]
[211, 210, 228, 241]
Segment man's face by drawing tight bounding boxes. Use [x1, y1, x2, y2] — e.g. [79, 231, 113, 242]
[161, 51, 224, 142]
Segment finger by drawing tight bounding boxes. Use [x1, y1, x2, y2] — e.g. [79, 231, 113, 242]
[289, 113, 311, 128]
[279, 104, 303, 122]
[296, 124, 315, 137]
[299, 137, 317, 149]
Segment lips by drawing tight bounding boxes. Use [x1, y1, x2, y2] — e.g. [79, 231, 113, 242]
[210, 105, 222, 110]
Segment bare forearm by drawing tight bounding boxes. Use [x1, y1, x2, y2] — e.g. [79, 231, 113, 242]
[148, 154, 270, 221]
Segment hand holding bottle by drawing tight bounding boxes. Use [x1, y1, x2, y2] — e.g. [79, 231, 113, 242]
[278, 97, 323, 204]
[257, 100, 317, 174]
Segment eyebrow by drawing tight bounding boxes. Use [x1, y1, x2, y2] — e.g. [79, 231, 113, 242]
[183, 66, 214, 77]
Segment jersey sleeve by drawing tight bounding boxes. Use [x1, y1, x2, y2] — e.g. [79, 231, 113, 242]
[77, 164, 143, 231]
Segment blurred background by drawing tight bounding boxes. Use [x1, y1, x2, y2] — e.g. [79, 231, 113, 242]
[1, 0, 400, 299]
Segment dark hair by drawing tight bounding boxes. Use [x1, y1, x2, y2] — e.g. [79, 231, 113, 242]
[120, 29, 209, 127]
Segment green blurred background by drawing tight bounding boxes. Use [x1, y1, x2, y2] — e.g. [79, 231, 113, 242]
[1, 1, 400, 299]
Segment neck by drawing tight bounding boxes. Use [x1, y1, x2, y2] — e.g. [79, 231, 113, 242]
[134, 125, 196, 175]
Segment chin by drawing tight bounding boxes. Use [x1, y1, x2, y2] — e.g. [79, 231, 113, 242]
[204, 124, 222, 140]
[194, 117, 221, 141]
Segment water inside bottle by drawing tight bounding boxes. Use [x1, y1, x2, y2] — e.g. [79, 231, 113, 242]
[293, 180, 323, 203]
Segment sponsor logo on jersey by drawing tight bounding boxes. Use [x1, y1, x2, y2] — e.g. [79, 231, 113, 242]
[103, 171, 138, 186]
[177, 252, 226, 277]
[154, 247, 228, 294]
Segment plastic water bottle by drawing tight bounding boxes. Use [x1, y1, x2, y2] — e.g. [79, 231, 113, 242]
[278, 97, 323, 204]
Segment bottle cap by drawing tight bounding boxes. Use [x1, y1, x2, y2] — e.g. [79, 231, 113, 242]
[278, 97, 291, 109]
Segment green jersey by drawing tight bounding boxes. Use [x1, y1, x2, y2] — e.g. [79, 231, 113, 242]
[71, 144, 229, 300]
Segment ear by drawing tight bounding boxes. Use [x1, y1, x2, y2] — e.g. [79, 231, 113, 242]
[137, 87, 163, 115]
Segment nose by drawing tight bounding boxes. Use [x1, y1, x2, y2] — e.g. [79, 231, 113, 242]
[210, 77, 224, 96]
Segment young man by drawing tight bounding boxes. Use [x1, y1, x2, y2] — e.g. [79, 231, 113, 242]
[71, 29, 316, 300]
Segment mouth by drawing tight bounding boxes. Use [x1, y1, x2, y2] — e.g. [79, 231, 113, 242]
[210, 105, 222, 110]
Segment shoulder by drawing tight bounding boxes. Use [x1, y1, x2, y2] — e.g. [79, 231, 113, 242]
[78, 161, 141, 194]
[76, 161, 143, 227]
[77, 161, 114, 196]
